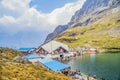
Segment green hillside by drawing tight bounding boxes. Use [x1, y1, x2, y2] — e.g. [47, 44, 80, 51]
[0, 48, 72, 80]
[55, 11, 120, 52]
[0, 47, 23, 60]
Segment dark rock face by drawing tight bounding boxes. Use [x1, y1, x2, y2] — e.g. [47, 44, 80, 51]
[45, 0, 120, 42]
[45, 25, 68, 43]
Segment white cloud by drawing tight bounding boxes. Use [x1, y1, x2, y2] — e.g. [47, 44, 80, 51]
[0, 0, 86, 35]
[0, 15, 16, 24]
[49, 0, 85, 25]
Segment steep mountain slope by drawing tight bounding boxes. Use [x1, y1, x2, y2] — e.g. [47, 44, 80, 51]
[55, 10, 120, 51]
[0, 47, 72, 80]
[68, 0, 120, 27]
[45, 25, 68, 43]
[45, 0, 120, 42]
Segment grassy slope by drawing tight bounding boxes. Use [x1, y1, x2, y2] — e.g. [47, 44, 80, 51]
[0, 47, 23, 60]
[55, 11, 120, 51]
[0, 62, 71, 80]
[0, 48, 72, 80]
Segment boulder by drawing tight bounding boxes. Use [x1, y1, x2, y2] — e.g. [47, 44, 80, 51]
[13, 56, 30, 64]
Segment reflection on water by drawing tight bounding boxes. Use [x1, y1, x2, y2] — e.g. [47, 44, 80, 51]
[68, 53, 120, 80]
[90, 54, 96, 63]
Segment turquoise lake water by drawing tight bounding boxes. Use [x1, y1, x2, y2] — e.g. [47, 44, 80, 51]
[68, 53, 120, 80]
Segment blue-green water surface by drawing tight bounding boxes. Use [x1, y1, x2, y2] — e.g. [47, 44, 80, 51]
[68, 53, 120, 80]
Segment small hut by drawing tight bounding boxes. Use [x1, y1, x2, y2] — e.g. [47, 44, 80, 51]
[87, 48, 97, 54]
[18, 48, 36, 55]
[24, 53, 41, 63]
[39, 58, 70, 71]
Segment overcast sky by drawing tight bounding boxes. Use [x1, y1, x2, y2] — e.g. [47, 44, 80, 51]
[0, 0, 85, 48]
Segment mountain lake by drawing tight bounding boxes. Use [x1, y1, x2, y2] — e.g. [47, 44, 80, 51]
[67, 53, 120, 80]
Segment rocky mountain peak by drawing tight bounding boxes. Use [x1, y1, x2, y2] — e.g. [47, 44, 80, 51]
[45, 0, 120, 42]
